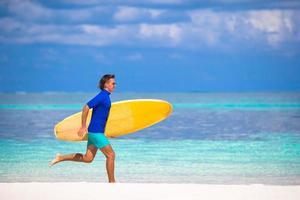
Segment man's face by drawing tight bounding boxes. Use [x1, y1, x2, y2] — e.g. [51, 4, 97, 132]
[105, 78, 116, 92]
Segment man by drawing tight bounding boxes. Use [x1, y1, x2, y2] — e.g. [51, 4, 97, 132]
[49, 74, 117, 183]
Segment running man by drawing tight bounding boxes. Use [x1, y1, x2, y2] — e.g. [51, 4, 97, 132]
[49, 74, 116, 183]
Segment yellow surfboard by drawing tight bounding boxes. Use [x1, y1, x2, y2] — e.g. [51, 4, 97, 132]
[54, 99, 173, 141]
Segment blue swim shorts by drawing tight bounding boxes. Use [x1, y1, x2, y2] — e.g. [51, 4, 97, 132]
[87, 132, 110, 149]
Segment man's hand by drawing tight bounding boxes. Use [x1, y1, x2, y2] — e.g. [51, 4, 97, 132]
[78, 126, 88, 137]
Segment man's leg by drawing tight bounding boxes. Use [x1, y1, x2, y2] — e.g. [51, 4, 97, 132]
[100, 144, 116, 183]
[49, 144, 98, 166]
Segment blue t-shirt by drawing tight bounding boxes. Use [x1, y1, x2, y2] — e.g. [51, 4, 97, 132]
[86, 89, 111, 133]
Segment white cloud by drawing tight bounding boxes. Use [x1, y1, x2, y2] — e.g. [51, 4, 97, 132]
[114, 6, 144, 22]
[5, 1, 166, 24]
[59, 0, 100, 5]
[0, 17, 23, 33]
[4, 0, 110, 22]
[248, 10, 283, 32]
[149, 9, 165, 19]
[79, 24, 138, 45]
[1, 2, 300, 51]
[246, 10, 295, 46]
[59, 0, 182, 5]
[7, 0, 52, 20]
[113, 6, 165, 22]
[138, 23, 182, 46]
[187, 9, 299, 48]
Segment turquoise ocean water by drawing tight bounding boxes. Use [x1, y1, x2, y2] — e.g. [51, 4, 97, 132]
[0, 92, 299, 184]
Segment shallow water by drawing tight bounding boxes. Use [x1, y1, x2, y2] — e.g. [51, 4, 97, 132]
[0, 92, 299, 184]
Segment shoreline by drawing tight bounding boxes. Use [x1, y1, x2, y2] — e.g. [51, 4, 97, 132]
[1, 182, 300, 200]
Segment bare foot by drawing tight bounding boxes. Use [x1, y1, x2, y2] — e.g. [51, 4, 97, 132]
[49, 153, 62, 167]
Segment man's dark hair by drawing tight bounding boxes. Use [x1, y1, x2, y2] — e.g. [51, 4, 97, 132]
[98, 74, 115, 90]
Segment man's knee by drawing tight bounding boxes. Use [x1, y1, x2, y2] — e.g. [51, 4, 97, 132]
[106, 151, 115, 159]
[83, 155, 94, 163]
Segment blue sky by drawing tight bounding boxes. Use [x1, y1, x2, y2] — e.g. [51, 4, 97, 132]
[0, 0, 300, 92]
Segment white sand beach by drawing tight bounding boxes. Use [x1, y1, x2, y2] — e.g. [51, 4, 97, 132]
[1, 182, 299, 200]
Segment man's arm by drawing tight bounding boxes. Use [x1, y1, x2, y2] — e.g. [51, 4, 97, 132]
[81, 104, 90, 127]
[78, 104, 90, 136]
